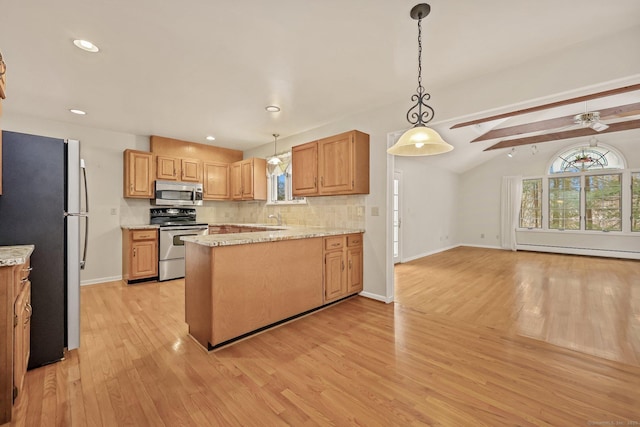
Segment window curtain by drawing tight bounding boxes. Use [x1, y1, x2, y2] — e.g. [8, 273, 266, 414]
[500, 176, 523, 251]
[266, 153, 291, 176]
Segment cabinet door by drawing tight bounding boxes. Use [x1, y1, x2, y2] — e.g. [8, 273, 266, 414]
[156, 156, 178, 180]
[240, 159, 254, 199]
[346, 246, 363, 294]
[230, 161, 243, 200]
[203, 162, 230, 200]
[131, 240, 158, 279]
[324, 250, 346, 302]
[13, 281, 31, 400]
[318, 133, 354, 194]
[292, 142, 318, 196]
[181, 158, 201, 182]
[124, 150, 154, 198]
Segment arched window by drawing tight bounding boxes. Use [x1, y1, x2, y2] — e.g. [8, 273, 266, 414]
[548, 144, 625, 174]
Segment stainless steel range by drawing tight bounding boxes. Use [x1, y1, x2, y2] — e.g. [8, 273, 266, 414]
[150, 208, 208, 281]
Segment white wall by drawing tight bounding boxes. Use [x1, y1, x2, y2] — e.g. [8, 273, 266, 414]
[394, 158, 459, 261]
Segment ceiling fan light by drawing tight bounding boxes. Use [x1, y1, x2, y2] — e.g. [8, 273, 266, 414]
[387, 126, 453, 156]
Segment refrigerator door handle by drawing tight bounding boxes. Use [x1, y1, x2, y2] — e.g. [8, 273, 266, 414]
[80, 163, 89, 270]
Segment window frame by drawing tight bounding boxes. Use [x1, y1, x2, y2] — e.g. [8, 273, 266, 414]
[265, 153, 307, 206]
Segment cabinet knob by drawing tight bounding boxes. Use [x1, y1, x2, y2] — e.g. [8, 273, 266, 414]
[341, 260, 345, 271]
[133, 248, 137, 257]
[349, 259, 352, 270]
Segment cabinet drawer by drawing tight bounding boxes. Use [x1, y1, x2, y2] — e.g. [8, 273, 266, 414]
[324, 236, 344, 251]
[132, 229, 157, 240]
[347, 234, 362, 247]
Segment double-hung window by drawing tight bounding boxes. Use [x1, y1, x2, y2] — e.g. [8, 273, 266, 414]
[584, 174, 622, 231]
[548, 176, 581, 230]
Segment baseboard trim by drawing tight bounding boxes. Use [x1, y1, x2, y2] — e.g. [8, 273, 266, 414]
[516, 244, 640, 260]
[401, 245, 461, 263]
[81, 275, 122, 286]
[458, 243, 504, 250]
[359, 291, 393, 304]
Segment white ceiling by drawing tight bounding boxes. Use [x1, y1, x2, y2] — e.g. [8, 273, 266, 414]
[2, 0, 640, 154]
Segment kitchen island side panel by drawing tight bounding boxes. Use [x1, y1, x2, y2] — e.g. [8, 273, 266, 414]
[210, 237, 323, 345]
[185, 243, 214, 348]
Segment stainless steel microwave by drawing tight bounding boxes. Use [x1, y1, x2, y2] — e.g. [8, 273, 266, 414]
[153, 180, 203, 206]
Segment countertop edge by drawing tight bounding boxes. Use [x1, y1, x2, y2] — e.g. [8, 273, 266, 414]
[0, 244, 35, 267]
[182, 228, 365, 247]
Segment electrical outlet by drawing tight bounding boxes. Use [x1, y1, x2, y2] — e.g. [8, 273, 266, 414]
[371, 207, 380, 216]
[480, 233, 485, 238]
[110, 208, 118, 216]
[356, 206, 365, 217]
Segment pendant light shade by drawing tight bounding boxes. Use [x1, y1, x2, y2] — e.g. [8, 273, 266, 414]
[387, 126, 452, 156]
[387, 3, 453, 157]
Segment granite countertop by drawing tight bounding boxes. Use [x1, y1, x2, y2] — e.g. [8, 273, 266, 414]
[181, 227, 364, 247]
[0, 245, 35, 267]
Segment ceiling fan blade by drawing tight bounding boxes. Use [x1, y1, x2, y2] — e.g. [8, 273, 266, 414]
[483, 119, 640, 151]
[470, 101, 640, 142]
[451, 83, 640, 130]
[591, 122, 609, 132]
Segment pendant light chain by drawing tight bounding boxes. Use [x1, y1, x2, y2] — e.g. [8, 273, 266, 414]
[417, 17, 423, 95]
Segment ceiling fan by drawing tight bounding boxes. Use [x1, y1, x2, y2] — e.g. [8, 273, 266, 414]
[573, 110, 609, 132]
[450, 83, 640, 151]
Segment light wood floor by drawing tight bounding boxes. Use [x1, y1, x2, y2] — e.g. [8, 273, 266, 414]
[10, 247, 640, 426]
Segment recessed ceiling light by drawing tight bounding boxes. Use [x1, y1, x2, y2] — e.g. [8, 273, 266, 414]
[206, 136, 216, 141]
[73, 39, 99, 53]
[69, 109, 86, 115]
[265, 105, 281, 113]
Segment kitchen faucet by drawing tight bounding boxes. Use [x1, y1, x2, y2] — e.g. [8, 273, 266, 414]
[268, 213, 282, 226]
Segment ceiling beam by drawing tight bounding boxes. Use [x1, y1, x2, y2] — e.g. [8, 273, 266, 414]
[483, 119, 640, 151]
[470, 102, 640, 142]
[451, 83, 640, 130]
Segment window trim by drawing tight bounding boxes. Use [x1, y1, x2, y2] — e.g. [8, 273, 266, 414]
[517, 168, 638, 235]
[265, 153, 307, 206]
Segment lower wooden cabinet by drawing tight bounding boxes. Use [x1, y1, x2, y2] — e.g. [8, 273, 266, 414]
[122, 229, 158, 283]
[13, 281, 30, 403]
[1, 252, 32, 424]
[323, 233, 363, 303]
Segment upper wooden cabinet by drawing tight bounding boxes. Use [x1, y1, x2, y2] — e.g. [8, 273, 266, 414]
[156, 155, 178, 180]
[123, 149, 154, 198]
[291, 141, 318, 196]
[181, 158, 201, 182]
[230, 158, 266, 201]
[292, 130, 369, 197]
[203, 162, 230, 200]
[155, 156, 202, 182]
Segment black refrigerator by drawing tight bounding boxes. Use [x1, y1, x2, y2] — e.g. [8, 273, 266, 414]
[0, 130, 87, 368]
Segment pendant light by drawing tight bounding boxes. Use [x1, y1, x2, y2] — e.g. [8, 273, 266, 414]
[267, 134, 282, 165]
[387, 4, 453, 156]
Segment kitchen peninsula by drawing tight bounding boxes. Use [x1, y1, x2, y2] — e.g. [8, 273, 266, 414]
[182, 227, 364, 350]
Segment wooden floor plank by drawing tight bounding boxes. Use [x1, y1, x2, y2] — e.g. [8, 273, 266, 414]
[8, 247, 640, 426]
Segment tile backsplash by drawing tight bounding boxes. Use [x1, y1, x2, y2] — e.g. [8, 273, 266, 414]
[120, 196, 366, 229]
